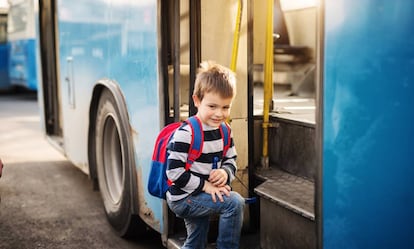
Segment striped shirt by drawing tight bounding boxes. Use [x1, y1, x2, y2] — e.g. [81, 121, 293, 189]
[166, 121, 237, 202]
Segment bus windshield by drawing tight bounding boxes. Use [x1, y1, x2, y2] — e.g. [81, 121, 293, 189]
[7, 2, 28, 33]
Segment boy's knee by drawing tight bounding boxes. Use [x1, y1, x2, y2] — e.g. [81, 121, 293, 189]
[229, 192, 245, 211]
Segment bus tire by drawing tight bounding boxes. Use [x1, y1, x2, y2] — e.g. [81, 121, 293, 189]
[94, 88, 143, 237]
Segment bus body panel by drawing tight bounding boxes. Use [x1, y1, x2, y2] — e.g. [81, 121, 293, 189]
[323, 1, 414, 248]
[8, 38, 37, 90]
[57, 0, 165, 232]
[0, 42, 8, 89]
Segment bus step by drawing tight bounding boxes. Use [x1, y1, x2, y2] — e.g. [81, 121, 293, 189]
[167, 225, 261, 249]
[167, 235, 186, 249]
[254, 168, 316, 249]
[167, 236, 221, 249]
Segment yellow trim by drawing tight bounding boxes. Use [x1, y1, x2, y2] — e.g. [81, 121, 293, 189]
[230, 0, 242, 72]
[262, 0, 274, 168]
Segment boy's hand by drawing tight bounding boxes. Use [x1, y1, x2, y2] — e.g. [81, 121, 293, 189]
[203, 181, 231, 202]
[209, 169, 228, 187]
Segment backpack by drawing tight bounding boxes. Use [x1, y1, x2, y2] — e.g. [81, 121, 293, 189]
[148, 116, 231, 199]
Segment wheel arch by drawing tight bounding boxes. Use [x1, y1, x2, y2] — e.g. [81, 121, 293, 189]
[87, 79, 139, 216]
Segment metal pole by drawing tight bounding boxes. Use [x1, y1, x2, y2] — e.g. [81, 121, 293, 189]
[173, 0, 180, 122]
[261, 0, 274, 168]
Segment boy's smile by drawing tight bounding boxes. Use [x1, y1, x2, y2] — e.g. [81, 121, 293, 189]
[193, 92, 233, 127]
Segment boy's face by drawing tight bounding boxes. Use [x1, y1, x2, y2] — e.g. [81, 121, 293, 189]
[193, 91, 233, 128]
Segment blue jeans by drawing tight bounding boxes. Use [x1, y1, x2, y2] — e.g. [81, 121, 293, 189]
[167, 191, 245, 249]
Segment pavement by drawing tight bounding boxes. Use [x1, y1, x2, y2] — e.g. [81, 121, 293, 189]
[0, 92, 164, 249]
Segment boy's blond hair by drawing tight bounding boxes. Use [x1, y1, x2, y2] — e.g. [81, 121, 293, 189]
[193, 61, 236, 101]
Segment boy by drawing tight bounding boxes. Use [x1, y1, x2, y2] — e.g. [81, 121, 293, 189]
[166, 61, 244, 249]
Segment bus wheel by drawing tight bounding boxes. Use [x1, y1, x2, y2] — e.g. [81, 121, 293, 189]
[95, 88, 142, 237]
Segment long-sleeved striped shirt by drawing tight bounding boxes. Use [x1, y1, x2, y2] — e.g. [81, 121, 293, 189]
[166, 120, 237, 202]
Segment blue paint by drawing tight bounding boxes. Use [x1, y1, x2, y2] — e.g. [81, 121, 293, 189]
[0, 42, 9, 89]
[323, 0, 414, 248]
[8, 38, 38, 90]
[57, 0, 163, 232]
[0, 11, 9, 90]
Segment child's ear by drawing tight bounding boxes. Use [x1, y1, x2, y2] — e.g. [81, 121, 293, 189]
[192, 95, 200, 108]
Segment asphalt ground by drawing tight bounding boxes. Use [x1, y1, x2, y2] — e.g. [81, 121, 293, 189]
[0, 92, 164, 249]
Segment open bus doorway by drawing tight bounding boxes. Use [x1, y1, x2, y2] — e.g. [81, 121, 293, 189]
[251, 0, 319, 248]
[158, 1, 254, 246]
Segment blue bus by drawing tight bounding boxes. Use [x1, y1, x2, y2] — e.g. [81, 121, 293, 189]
[0, 6, 9, 90]
[37, 0, 414, 248]
[7, 0, 39, 91]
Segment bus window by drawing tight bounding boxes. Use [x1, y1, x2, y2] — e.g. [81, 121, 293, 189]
[253, 0, 316, 125]
[7, 2, 28, 34]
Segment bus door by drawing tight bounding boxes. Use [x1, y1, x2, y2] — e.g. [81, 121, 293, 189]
[39, 0, 61, 139]
[322, 1, 414, 248]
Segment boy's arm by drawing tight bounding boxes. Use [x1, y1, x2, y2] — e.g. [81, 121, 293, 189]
[166, 126, 205, 195]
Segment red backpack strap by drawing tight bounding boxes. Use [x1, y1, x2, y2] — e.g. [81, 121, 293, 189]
[185, 116, 204, 171]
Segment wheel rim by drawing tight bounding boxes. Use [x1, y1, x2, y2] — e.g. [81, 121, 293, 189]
[102, 114, 124, 204]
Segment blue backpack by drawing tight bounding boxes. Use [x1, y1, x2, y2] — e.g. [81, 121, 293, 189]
[148, 116, 231, 199]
